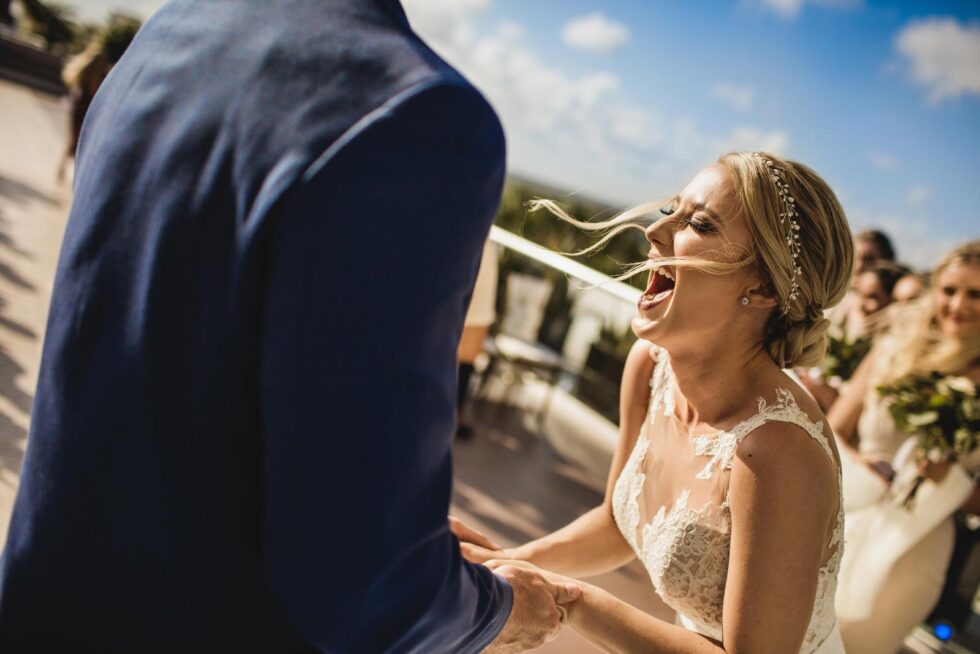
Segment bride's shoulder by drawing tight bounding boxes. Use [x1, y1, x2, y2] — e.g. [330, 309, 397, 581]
[730, 417, 839, 529]
[731, 375, 835, 455]
[733, 386, 838, 488]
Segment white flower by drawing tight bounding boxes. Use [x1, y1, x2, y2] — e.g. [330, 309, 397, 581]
[946, 376, 976, 396]
[907, 410, 939, 426]
[928, 447, 945, 463]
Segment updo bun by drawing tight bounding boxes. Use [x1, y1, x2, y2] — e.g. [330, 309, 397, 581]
[766, 313, 831, 369]
[720, 153, 854, 369]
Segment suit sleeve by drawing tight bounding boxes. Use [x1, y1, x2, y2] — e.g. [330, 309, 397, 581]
[258, 80, 512, 653]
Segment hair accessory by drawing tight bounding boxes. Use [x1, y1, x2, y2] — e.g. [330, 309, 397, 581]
[740, 296, 750, 306]
[756, 155, 802, 314]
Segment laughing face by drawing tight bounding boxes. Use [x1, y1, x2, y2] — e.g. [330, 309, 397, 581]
[633, 164, 764, 348]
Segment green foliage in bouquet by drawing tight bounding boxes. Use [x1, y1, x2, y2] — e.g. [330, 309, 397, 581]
[877, 372, 980, 464]
[821, 333, 872, 385]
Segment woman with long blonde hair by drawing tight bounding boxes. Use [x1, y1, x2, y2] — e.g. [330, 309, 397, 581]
[453, 151, 855, 652]
[829, 240, 980, 653]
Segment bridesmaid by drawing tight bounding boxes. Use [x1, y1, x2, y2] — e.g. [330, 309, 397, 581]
[829, 240, 980, 654]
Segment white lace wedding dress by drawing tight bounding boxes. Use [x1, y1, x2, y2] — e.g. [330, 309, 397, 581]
[612, 347, 846, 653]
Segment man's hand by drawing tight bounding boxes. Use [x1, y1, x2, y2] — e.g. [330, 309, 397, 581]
[482, 561, 581, 654]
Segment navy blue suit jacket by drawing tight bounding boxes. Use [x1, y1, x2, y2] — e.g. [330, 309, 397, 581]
[0, 1, 511, 651]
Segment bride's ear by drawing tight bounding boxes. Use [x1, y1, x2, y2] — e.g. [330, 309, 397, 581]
[741, 281, 779, 310]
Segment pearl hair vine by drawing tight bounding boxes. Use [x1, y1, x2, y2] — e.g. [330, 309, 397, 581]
[754, 154, 802, 315]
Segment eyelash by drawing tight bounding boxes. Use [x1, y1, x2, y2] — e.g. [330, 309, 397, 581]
[659, 204, 714, 234]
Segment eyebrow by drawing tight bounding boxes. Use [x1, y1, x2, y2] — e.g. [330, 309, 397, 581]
[690, 200, 720, 219]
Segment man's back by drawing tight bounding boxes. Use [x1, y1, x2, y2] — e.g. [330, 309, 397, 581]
[0, 1, 511, 651]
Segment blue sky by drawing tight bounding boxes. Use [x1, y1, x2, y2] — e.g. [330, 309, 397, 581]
[65, 0, 979, 267]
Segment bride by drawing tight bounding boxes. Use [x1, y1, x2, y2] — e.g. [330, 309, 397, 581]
[454, 152, 854, 652]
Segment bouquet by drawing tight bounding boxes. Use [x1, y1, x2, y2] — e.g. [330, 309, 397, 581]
[818, 333, 872, 388]
[876, 372, 980, 507]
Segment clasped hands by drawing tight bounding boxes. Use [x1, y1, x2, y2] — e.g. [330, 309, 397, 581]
[448, 517, 581, 653]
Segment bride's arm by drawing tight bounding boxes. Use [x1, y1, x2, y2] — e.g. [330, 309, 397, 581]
[460, 338, 655, 578]
[556, 422, 838, 653]
[565, 582, 724, 653]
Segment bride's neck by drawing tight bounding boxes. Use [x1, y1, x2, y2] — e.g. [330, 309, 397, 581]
[666, 340, 777, 427]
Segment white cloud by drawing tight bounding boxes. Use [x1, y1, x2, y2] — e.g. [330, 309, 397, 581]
[717, 127, 790, 155]
[869, 151, 898, 171]
[895, 18, 980, 103]
[561, 13, 631, 56]
[401, 0, 492, 48]
[497, 21, 524, 40]
[711, 83, 755, 112]
[402, 0, 789, 203]
[757, 0, 862, 20]
[906, 184, 933, 206]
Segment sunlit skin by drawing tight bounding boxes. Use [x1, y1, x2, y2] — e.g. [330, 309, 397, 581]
[633, 165, 775, 393]
[891, 274, 926, 303]
[934, 263, 980, 338]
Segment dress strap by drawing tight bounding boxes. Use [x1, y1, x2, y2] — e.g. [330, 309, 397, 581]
[648, 345, 676, 418]
[694, 388, 833, 479]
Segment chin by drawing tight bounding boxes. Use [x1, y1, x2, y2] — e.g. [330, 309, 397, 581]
[631, 314, 669, 345]
[941, 318, 979, 338]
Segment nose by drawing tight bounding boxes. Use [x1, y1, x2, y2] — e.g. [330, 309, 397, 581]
[948, 291, 965, 314]
[644, 215, 675, 248]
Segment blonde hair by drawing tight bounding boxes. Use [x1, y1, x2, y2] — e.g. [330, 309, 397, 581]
[721, 152, 853, 367]
[532, 151, 854, 368]
[875, 240, 980, 386]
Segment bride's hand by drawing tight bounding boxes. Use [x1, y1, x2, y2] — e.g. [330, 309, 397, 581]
[448, 516, 501, 549]
[461, 541, 511, 565]
[448, 515, 511, 564]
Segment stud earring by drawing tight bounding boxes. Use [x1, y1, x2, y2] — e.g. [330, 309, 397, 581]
[740, 296, 750, 305]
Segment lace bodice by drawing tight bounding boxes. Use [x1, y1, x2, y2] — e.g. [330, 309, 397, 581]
[612, 346, 844, 652]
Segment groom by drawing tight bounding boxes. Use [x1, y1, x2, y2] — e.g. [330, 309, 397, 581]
[0, 0, 575, 651]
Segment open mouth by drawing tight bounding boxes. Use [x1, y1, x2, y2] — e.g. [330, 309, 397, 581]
[639, 262, 676, 312]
